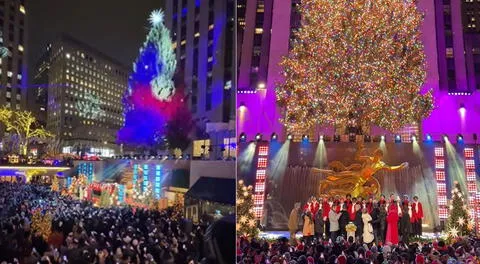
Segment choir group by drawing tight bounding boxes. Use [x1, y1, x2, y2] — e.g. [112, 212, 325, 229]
[288, 194, 424, 245]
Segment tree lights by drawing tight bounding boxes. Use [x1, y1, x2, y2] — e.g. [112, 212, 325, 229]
[276, 0, 434, 134]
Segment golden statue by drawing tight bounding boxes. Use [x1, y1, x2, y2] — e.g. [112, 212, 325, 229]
[313, 146, 408, 197]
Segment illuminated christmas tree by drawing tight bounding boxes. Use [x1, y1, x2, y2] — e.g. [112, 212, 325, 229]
[51, 176, 59, 192]
[118, 10, 192, 150]
[446, 181, 470, 238]
[236, 180, 258, 238]
[276, 0, 434, 134]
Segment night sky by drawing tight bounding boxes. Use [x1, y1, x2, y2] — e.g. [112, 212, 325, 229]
[27, 0, 164, 81]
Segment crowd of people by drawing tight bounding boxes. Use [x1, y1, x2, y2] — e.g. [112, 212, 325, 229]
[289, 194, 425, 246]
[237, 235, 480, 263]
[0, 182, 234, 264]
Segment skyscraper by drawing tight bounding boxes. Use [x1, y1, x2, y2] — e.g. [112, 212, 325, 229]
[0, 0, 27, 110]
[36, 34, 127, 156]
[165, 0, 235, 159]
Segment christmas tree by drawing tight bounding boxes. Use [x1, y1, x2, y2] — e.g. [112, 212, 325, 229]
[99, 189, 111, 207]
[276, 0, 434, 134]
[118, 10, 192, 150]
[446, 181, 470, 237]
[51, 176, 59, 192]
[236, 180, 258, 238]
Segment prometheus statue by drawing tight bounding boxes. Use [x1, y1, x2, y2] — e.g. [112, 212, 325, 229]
[313, 148, 408, 197]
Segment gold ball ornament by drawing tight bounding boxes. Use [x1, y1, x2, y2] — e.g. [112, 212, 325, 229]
[238, 180, 244, 185]
[243, 192, 249, 197]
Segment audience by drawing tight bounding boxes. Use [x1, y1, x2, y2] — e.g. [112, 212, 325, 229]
[0, 182, 232, 264]
[237, 235, 480, 264]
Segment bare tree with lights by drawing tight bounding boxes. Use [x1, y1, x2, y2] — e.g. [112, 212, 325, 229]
[0, 108, 53, 155]
[276, 0, 434, 135]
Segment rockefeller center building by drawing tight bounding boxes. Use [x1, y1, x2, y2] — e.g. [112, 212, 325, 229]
[0, 0, 28, 110]
[165, 0, 236, 160]
[35, 34, 128, 157]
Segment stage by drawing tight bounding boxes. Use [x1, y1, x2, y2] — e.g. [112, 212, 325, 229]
[238, 140, 480, 234]
[258, 230, 440, 241]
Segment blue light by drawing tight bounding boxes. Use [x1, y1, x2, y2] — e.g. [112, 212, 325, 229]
[425, 134, 432, 141]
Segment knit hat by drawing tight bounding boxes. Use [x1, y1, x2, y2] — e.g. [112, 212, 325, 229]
[337, 255, 347, 264]
[307, 256, 314, 264]
[415, 254, 425, 264]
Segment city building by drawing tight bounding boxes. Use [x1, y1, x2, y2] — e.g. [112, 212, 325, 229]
[36, 34, 127, 157]
[0, 0, 27, 110]
[165, 0, 236, 160]
[237, 0, 480, 143]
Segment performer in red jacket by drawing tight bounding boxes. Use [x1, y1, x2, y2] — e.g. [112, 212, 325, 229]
[412, 195, 423, 237]
[310, 198, 320, 217]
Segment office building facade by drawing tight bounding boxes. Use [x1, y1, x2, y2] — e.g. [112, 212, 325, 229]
[0, 0, 27, 110]
[36, 34, 127, 156]
[165, 0, 235, 159]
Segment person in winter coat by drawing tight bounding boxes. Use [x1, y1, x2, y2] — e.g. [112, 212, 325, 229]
[338, 204, 350, 239]
[378, 203, 387, 244]
[361, 208, 374, 244]
[370, 202, 381, 244]
[353, 204, 363, 241]
[399, 203, 412, 244]
[288, 203, 301, 244]
[302, 210, 315, 244]
[314, 208, 324, 240]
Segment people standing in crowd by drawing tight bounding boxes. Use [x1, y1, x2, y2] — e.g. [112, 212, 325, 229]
[288, 202, 301, 244]
[314, 204, 324, 241]
[353, 204, 363, 241]
[328, 205, 341, 243]
[338, 204, 350, 239]
[322, 196, 331, 239]
[386, 201, 400, 245]
[370, 202, 380, 244]
[0, 182, 220, 264]
[412, 195, 423, 237]
[361, 208, 374, 245]
[302, 210, 314, 243]
[399, 201, 412, 244]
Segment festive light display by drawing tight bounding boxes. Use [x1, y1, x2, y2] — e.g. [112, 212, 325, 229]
[117, 10, 192, 149]
[31, 209, 52, 241]
[253, 144, 269, 219]
[276, 0, 434, 133]
[0, 108, 53, 155]
[76, 93, 105, 120]
[463, 148, 479, 234]
[236, 179, 259, 238]
[447, 181, 470, 237]
[50, 176, 59, 192]
[434, 147, 448, 219]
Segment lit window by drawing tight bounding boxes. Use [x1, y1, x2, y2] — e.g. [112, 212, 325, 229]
[194, 32, 200, 38]
[19, 5, 26, 14]
[6, 92, 11, 98]
[255, 28, 263, 34]
[17, 74, 22, 80]
[7, 71, 12, 77]
[16, 104, 20, 110]
[16, 94, 20, 100]
[181, 40, 186, 45]
[66, 53, 71, 59]
[209, 24, 214, 30]
[18, 45, 24, 52]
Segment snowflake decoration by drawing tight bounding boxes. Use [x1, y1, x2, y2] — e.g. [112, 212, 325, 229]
[76, 93, 105, 120]
[149, 10, 164, 26]
[237, 199, 244, 204]
[457, 217, 465, 226]
[448, 226, 459, 238]
[248, 219, 256, 227]
[243, 191, 249, 197]
[467, 220, 475, 231]
[239, 215, 247, 224]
